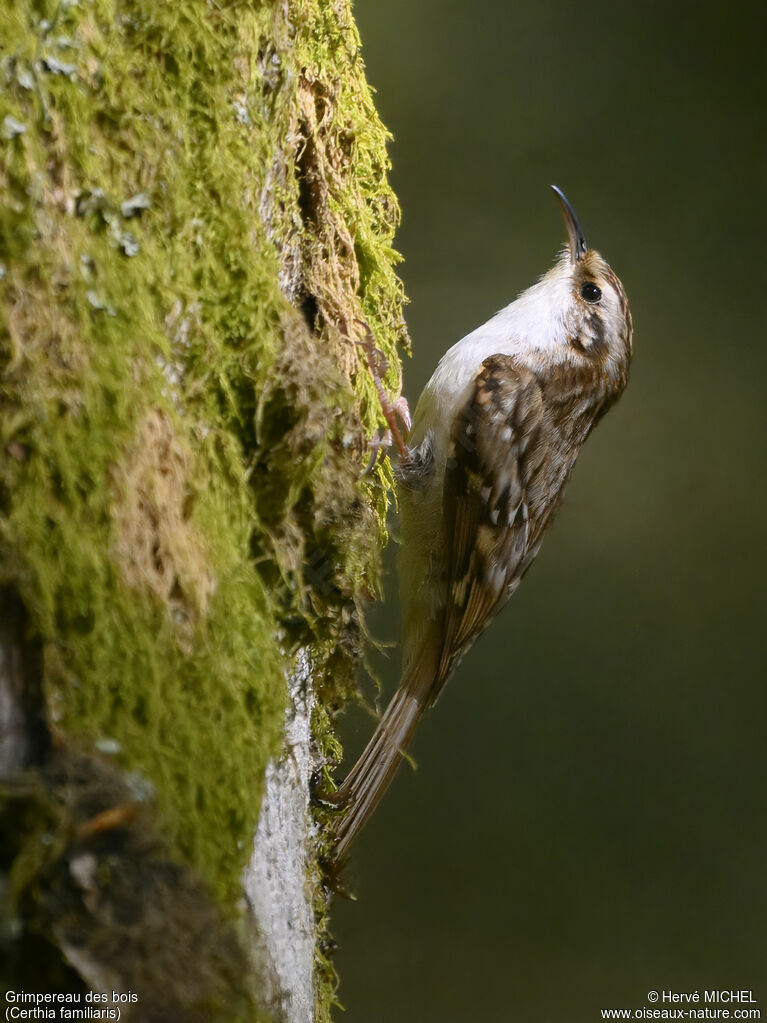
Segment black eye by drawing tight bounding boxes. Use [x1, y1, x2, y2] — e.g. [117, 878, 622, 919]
[580, 282, 601, 303]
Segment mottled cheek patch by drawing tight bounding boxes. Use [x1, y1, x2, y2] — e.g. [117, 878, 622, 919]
[569, 312, 606, 356]
[587, 310, 607, 352]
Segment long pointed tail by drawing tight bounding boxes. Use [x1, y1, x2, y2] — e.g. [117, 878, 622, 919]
[331, 647, 437, 866]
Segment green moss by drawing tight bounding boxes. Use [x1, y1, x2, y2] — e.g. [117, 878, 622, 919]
[0, 0, 293, 909]
[1, 0, 407, 1013]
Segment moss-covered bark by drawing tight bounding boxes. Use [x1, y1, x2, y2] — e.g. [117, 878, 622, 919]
[0, 1, 407, 1019]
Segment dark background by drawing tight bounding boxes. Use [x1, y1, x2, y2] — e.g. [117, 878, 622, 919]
[333, 2, 767, 1020]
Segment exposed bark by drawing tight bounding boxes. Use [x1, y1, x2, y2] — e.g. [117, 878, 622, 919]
[0, 1, 407, 1019]
[244, 652, 317, 1023]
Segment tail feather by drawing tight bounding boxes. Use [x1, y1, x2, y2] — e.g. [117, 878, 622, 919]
[331, 645, 437, 865]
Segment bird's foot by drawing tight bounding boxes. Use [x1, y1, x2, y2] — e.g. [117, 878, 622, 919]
[354, 320, 411, 461]
[362, 412, 413, 476]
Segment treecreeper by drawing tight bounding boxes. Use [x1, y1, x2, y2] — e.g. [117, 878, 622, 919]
[331, 186, 633, 866]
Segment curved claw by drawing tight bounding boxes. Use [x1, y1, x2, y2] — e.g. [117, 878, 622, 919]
[392, 395, 412, 436]
[361, 429, 393, 476]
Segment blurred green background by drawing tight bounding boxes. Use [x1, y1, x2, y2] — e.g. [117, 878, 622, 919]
[333, 1, 766, 1020]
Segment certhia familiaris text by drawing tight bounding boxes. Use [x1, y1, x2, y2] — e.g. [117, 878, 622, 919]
[331, 186, 633, 866]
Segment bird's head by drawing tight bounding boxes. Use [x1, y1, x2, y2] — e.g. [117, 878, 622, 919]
[509, 187, 633, 401]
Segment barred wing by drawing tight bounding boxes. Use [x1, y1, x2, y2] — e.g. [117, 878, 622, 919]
[436, 354, 547, 689]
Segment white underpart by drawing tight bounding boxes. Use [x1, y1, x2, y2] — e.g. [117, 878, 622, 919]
[411, 260, 576, 454]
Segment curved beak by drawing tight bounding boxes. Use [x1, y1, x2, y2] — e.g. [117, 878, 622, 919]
[551, 185, 587, 263]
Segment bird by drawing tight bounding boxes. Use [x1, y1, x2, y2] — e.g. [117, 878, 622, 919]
[331, 186, 633, 866]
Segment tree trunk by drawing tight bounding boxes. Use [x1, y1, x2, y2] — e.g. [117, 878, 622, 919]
[0, 2, 407, 1020]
